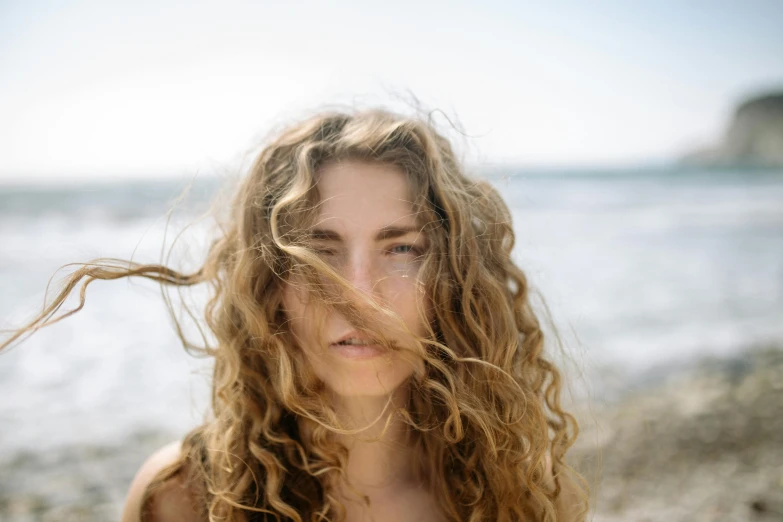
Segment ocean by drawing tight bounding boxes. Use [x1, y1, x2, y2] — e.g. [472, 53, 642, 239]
[1, 167, 782, 454]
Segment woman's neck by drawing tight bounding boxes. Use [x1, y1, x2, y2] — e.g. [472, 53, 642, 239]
[330, 384, 418, 492]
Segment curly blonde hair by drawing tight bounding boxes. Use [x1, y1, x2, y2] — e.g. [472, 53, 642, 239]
[2, 108, 587, 521]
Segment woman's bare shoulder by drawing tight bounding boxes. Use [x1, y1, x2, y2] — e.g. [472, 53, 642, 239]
[121, 440, 200, 522]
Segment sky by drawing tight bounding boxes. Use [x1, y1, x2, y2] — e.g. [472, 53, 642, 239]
[1, 0, 782, 183]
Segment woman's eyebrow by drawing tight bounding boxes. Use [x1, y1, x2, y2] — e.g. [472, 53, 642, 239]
[309, 225, 421, 242]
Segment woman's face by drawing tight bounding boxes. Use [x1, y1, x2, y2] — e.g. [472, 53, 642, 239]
[282, 160, 431, 397]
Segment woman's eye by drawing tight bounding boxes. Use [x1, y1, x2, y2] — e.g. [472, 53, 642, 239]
[390, 244, 418, 255]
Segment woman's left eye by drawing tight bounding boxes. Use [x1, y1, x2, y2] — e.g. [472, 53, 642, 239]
[390, 244, 417, 255]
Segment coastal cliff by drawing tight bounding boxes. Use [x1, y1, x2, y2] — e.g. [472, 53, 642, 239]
[683, 92, 783, 167]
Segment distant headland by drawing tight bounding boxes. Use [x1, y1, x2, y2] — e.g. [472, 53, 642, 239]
[682, 91, 783, 167]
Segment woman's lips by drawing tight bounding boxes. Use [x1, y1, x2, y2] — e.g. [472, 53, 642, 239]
[328, 342, 385, 359]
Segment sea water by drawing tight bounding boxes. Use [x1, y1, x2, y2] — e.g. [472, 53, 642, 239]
[1, 168, 781, 453]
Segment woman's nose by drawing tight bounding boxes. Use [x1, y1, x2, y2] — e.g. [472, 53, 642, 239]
[344, 253, 380, 296]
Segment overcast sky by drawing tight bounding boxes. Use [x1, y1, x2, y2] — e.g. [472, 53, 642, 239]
[1, 0, 782, 182]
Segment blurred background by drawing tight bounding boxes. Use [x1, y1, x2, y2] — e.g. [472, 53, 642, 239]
[1, 1, 782, 520]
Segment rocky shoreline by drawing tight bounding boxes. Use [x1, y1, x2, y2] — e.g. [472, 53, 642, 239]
[2, 344, 782, 521]
[572, 344, 783, 521]
[0, 430, 177, 521]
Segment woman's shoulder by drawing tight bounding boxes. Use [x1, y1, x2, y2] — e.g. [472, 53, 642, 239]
[121, 440, 200, 522]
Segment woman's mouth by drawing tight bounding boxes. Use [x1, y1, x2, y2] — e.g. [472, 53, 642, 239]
[329, 336, 385, 359]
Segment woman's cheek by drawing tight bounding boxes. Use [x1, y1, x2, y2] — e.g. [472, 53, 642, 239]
[385, 273, 429, 334]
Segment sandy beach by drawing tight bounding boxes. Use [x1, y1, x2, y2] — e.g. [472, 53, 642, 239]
[2, 343, 782, 521]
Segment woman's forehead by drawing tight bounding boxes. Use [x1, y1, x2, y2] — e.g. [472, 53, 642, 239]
[315, 160, 418, 230]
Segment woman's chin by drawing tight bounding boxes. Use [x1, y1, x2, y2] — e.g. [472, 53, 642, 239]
[320, 365, 415, 398]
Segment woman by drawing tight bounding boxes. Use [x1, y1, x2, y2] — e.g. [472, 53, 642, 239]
[4, 109, 587, 521]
